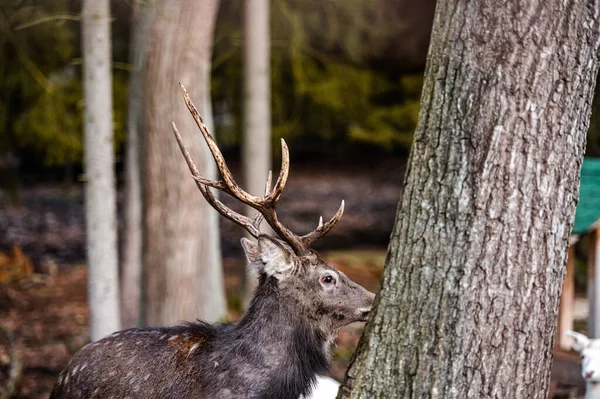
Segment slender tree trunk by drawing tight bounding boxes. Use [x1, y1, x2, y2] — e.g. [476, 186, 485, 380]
[242, 0, 272, 307]
[589, 229, 600, 337]
[81, 0, 121, 340]
[141, 0, 226, 326]
[341, 1, 600, 398]
[120, 0, 155, 329]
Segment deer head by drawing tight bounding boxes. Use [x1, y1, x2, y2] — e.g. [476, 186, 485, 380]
[172, 83, 375, 340]
[49, 85, 376, 399]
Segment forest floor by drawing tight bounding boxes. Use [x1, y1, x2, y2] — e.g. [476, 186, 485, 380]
[0, 160, 587, 398]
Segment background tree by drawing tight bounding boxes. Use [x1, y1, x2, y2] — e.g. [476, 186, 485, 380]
[241, 0, 272, 306]
[120, 0, 155, 329]
[141, 0, 226, 326]
[211, 0, 433, 155]
[340, 0, 600, 398]
[81, 0, 121, 340]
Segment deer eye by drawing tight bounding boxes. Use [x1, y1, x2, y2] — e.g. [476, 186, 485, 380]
[321, 275, 336, 285]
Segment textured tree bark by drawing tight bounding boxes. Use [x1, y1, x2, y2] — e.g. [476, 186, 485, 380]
[341, 1, 600, 398]
[242, 0, 272, 308]
[120, 0, 155, 329]
[81, 0, 121, 341]
[141, 0, 226, 326]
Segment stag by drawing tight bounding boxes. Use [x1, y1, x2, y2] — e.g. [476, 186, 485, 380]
[50, 84, 375, 399]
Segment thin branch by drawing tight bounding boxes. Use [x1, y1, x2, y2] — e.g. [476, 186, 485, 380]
[15, 13, 81, 30]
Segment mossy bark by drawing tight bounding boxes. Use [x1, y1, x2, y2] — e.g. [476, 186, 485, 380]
[341, 0, 600, 398]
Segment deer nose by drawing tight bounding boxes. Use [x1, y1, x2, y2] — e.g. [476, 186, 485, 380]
[356, 307, 372, 322]
[367, 291, 375, 304]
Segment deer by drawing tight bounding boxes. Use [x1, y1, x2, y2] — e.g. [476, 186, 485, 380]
[49, 83, 375, 399]
[567, 330, 600, 399]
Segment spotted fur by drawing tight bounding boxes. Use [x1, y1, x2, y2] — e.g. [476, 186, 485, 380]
[50, 236, 374, 399]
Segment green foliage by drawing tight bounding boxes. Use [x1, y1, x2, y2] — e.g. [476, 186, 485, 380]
[212, 0, 423, 152]
[0, 2, 72, 158]
[15, 77, 83, 166]
[0, 0, 127, 168]
[14, 73, 127, 166]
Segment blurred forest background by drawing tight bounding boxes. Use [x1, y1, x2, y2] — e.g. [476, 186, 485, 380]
[0, 0, 432, 183]
[0, 0, 599, 397]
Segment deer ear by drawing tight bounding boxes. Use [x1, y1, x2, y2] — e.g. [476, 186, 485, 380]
[257, 235, 293, 277]
[240, 238, 260, 264]
[566, 330, 590, 352]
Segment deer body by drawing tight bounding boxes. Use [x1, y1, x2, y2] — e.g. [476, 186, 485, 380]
[50, 84, 374, 399]
[51, 274, 335, 398]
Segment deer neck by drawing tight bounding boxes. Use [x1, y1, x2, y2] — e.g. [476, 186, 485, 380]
[228, 277, 330, 397]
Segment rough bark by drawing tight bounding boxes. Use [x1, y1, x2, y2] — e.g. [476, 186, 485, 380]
[120, 0, 155, 329]
[141, 0, 226, 326]
[341, 1, 600, 398]
[81, 0, 121, 340]
[242, 0, 272, 307]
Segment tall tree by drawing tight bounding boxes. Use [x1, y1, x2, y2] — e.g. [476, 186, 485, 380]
[120, 0, 155, 329]
[81, 0, 121, 340]
[341, 1, 600, 398]
[242, 0, 272, 306]
[141, 0, 226, 326]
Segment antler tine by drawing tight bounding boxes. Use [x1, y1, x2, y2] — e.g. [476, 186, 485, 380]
[172, 122, 227, 190]
[179, 83, 264, 205]
[264, 171, 273, 196]
[251, 171, 273, 228]
[171, 122, 261, 238]
[302, 200, 345, 245]
[265, 139, 290, 204]
[175, 84, 339, 256]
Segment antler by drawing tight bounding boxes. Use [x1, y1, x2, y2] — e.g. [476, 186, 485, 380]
[171, 83, 344, 255]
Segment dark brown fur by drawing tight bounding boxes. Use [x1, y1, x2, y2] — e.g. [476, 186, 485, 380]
[50, 236, 374, 399]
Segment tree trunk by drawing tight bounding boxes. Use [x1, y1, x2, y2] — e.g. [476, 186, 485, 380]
[141, 0, 226, 326]
[341, 1, 600, 398]
[81, 0, 121, 340]
[120, 0, 155, 329]
[242, 0, 272, 307]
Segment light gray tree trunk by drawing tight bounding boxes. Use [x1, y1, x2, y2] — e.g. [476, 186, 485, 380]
[120, 0, 155, 329]
[242, 0, 272, 307]
[340, 1, 600, 398]
[81, 0, 121, 340]
[141, 0, 226, 326]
